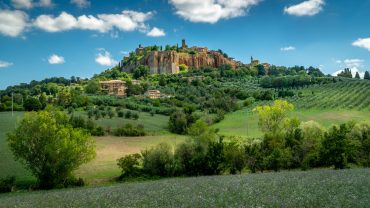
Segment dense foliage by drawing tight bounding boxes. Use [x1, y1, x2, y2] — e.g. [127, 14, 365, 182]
[7, 110, 96, 189]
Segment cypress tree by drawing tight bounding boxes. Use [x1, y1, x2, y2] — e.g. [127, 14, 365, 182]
[355, 72, 361, 79]
[364, 71, 370, 80]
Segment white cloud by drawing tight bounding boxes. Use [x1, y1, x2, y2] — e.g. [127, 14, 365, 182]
[343, 59, 364, 68]
[70, 0, 90, 8]
[352, 38, 370, 51]
[38, 0, 52, 7]
[169, 0, 261, 24]
[34, 12, 77, 32]
[332, 59, 365, 78]
[11, 0, 33, 9]
[95, 49, 118, 67]
[0, 10, 28, 37]
[48, 54, 65, 64]
[284, 0, 324, 16]
[11, 0, 53, 9]
[147, 27, 166, 37]
[280, 46, 296, 51]
[0, 60, 13, 68]
[33, 10, 153, 33]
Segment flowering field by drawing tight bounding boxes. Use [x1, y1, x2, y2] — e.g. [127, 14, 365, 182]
[1, 168, 369, 207]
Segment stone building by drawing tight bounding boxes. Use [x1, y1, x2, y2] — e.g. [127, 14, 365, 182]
[99, 80, 126, 96]
[145, 90, 161, 99]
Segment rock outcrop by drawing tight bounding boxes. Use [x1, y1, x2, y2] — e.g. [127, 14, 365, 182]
[120, 40, 240, 74]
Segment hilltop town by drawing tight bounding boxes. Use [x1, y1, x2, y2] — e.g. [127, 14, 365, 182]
[119, 39, 270, 74]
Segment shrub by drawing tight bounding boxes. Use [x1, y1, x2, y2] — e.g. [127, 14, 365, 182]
[169, 111, 188, 134]
[92, 126, 105, 136]
[114, 124, 146, 137]
[0, 176, 16, 193]
[224, 141, 245, 174]
[117, 111, 124, 117]
[320, 123, 361, 169]
[132, 112, 139, 120]
[142, 143, 175, 177]
[243, 97, 255, 107]
[125, 111, 132, 119]
[70, 116, 86, 129]
[117, 153, 142, 178]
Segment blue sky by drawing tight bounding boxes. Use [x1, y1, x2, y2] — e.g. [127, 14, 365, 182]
[1, 0, 370, 89]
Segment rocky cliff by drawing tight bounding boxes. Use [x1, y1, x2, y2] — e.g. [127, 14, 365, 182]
[121, 47, 239, 74]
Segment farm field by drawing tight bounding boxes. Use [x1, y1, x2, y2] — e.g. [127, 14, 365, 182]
[288, 80, 370, 110]
[74, 110, 169, 134]
[0, 168, 369, 207]
[0, 111, 185, 185]
[214, 108, 370, 138]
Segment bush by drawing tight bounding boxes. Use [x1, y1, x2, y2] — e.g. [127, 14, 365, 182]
[117, 111, 124, 117]
[320, 123, 361, 169]
[117, 153, 142, 178]
[142, 143, 175, 177]
[92, 126, 105, 136]
[0, 176, 16, 193]
[114, 124, 146, 137]
[169, 111, 188, 134]
[243, 97, 255, 107]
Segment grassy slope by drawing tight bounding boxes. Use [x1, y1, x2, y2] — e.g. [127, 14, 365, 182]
[0, 112, 34, 184]
[74, 110, 169, 134]
[1, 168, 369, 207]
[0, 111, 184, 185]
[76, 135, 187, 184]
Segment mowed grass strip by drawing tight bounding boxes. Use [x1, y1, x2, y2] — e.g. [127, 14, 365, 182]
[0, 168, 369, 208]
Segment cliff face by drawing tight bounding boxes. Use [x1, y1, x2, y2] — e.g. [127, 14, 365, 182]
[121, 50, 238, 74]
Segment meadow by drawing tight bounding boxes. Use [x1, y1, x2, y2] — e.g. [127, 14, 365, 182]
[213, 108, 370, 138]
[0, 168, 368, 207]
[0, 111, 185, 185]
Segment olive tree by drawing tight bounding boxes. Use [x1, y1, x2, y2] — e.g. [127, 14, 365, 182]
[7, 110, 96, 189]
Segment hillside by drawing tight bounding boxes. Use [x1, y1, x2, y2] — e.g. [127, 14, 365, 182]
[0, 168, 369, 207]
[119, 39, 248, 74]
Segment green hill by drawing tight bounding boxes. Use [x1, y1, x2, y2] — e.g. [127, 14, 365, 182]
[0, 168, 369, 208]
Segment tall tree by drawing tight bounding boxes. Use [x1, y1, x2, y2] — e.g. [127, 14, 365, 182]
[364, 71, 370, 80]
[355, 72, 361, 79]
[7, 110, 96, 189]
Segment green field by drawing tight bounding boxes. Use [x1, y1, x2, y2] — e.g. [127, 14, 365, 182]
[74, 110, 169, 134]
[0, 168, 369, 207]
[213, 108, 370, 138]
[0, 111, 184, 185]
[288, 80, 370, 110]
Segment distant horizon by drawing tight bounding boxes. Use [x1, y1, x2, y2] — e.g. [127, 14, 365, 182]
[1, 0, 370, 89]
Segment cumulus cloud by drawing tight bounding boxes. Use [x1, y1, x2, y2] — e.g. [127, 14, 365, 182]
[34, 12, 77, 32]
[0, 60, 13, 68]
[11, 0, 53, 9]
[147, 27, 165, 37]
[352, 38, 370, 51]
[48, 54, 65, 64]
[169, 0, 261, 23]
[70, 0, 90, 8]
[11, 0, 33, 9]
[95, 49, 118, 67]
[284, 0, 325, 16]
[0, 10, 28, 37]
[332, 59, 366, 78]
[38, 0, 52, 7]
[280, 46, 296, 51]
[33, 10, 153, 33]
